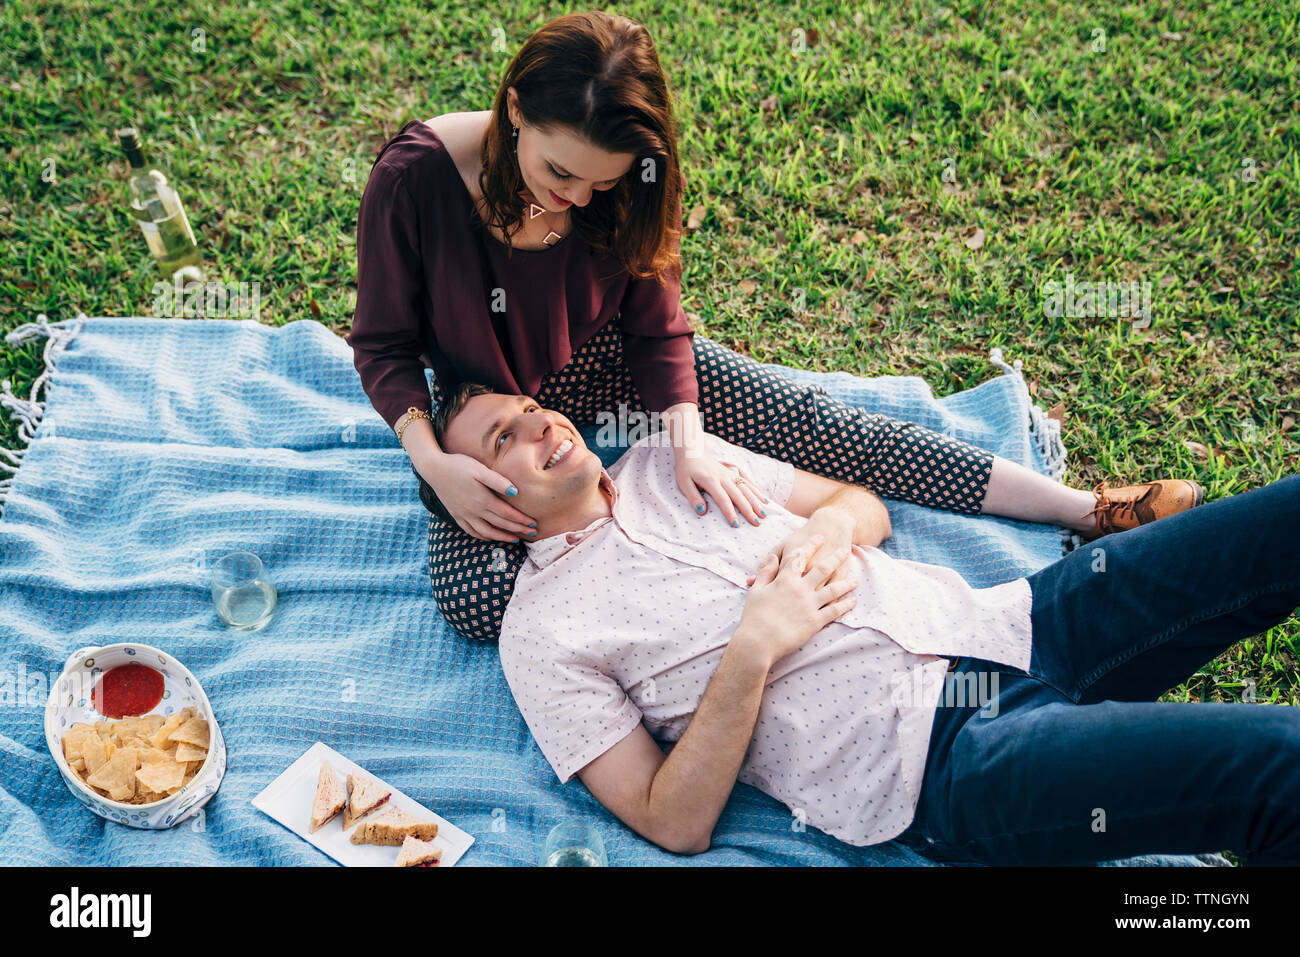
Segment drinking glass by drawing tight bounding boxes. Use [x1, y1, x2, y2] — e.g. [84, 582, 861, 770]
[210, 550, 278, 631]
[541, 820, 607, 866]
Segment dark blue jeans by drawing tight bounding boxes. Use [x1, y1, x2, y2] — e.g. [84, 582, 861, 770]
[896, 474, 1300, 865]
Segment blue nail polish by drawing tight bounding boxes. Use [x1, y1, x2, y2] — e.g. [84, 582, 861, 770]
[760, 509, 766, 517]
[528, 523, 537, 527]
[528, 530, 537, 536]
[696, 504, 705, 514]
[506, 485, 517, 497]
[732, 519, 740, 527]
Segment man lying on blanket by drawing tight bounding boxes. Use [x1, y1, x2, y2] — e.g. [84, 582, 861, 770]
[430, 383, 1300, 865]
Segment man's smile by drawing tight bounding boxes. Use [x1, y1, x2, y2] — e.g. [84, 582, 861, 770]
[543, 437, 576, 470]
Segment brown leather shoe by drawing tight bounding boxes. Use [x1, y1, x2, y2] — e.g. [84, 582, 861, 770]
[1082, 479, 1205, 540]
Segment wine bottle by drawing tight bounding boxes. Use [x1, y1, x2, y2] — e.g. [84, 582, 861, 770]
[116, 126, 204, 282]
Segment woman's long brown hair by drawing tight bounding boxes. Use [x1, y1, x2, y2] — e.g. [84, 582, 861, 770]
[476, 11, 684, 287]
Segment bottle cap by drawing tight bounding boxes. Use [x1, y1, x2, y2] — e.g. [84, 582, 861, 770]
[116, 127, 145, 167]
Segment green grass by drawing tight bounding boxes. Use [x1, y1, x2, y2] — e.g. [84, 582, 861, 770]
[2, 0, 1297, 715]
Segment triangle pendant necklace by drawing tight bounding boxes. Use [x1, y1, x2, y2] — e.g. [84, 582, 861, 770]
[522, 191, 563, 247]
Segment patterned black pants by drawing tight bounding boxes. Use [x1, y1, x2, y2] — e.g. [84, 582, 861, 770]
[414, 320, 996, 643]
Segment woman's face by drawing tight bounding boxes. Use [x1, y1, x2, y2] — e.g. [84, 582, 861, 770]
[507, 87, 638, 212]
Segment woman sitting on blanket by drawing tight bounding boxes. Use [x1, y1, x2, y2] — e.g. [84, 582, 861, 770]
[346, 11, 1202, 643]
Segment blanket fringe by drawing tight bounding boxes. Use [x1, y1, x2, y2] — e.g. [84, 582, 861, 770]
[0, 313, 87, 504]
[987, 347, 1077, 555]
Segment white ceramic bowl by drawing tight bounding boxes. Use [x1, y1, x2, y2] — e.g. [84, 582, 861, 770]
[44, 642, 227, 829]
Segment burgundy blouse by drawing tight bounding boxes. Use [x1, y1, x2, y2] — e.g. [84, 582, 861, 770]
[346, 119, 699, 432]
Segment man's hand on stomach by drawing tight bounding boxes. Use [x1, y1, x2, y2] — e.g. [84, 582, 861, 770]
[736, 535, 859, 668]
[746, 507, 856, 588]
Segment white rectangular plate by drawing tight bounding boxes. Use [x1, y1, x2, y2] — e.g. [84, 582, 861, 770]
[252, 741, 474, 867]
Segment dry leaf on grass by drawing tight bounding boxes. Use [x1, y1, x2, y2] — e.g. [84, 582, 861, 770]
[1185, 441, 1231, 465]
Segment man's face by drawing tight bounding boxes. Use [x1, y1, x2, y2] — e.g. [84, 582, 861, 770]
[441, 393, 602, 517]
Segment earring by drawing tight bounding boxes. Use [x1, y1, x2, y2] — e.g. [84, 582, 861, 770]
[510, 121, 546, 227]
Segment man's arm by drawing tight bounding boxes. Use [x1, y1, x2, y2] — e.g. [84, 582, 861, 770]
[577, 629, 772, 855]
[785, 468, 892, 547]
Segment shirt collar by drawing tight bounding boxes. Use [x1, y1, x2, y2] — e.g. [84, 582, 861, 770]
[524, 467, 618, 569]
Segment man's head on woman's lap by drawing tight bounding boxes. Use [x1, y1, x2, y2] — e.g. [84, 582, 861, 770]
[432, 383, 608, 541]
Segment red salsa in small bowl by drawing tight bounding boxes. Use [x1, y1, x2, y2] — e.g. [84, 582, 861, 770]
[91, 663, 165, 718]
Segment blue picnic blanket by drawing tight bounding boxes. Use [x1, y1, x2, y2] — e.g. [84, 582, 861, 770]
[0, 315, 1225, 866]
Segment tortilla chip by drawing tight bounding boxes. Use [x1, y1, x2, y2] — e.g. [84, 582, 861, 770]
[110, 745, 139, 774]
[174, 741, 206, 763]
[123, 716, 164, 736]
[87, 746, 138, 802]
[113, 717, 143, 737]
[141, 743, 194, 790]
[138, 746, 173, 768]
[135, 759, 185, 794]
[83, 735, 108, 773]
[120, 733, 153, 752]
[62, 725, 97, 765]
[169, 717, 209, 750]
[150, 713, 185, 750]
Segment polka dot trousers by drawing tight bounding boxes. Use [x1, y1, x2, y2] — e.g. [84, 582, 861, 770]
[413, 319, 995, 643]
